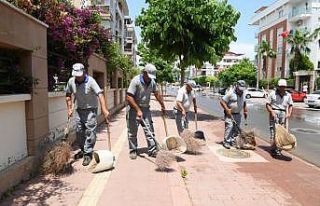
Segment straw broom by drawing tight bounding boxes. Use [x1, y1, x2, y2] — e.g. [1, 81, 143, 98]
[180, 129, 202, 154]
[141, 119, 176, 170]
[42, 118, 72, 175]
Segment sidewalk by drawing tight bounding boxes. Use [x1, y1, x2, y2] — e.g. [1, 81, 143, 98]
[1, 96, 320, 206]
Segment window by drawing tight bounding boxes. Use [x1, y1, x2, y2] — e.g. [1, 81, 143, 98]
[318, 61, 320, 68]
[278, 10, 283, 18]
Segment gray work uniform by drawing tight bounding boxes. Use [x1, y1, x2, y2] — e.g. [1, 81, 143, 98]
[126, 75, 158, 154]
[174, 85, 196, 134]
[267, 90, 293, 149]
[66, 75, 103, 154]
[222, 89, 246, 144]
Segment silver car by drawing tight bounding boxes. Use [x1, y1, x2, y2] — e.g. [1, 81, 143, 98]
[305, 90, 320, 108]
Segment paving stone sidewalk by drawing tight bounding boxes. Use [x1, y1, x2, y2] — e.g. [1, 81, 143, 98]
[1, 96, 320, 206]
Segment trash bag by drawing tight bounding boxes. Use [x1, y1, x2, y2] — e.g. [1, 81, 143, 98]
[275, 124, 297, 151]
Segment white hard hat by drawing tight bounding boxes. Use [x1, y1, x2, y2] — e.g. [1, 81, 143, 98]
[278, 79, 287, 87]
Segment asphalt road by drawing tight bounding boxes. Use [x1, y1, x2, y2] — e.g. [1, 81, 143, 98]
[167, 87, 320, 167]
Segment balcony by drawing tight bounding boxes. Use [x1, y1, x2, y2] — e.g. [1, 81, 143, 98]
[288, 8, 312, 22]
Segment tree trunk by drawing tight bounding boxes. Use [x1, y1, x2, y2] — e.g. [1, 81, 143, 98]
[179, 55, 185, 86]
[180, 68, 185, 86]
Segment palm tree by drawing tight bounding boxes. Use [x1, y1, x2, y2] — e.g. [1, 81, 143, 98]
[257, 40, 276, 88]
[286, 28, 320, 74]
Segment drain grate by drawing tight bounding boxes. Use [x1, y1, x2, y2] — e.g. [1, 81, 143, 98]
[291, 128, 320, 134]
[217, 149, 250, 159]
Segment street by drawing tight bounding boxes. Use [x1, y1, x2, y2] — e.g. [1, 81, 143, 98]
[168, 87, 320, 167]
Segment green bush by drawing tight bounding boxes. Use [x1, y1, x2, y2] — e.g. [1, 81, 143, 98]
[316, 77, 320, 90]
[193, 76, 207, 86]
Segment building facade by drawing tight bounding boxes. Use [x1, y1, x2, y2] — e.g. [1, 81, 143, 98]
[250, 0, 320, 91]
[124, 16, 137, 66]
[72, 0, 134, 55]
[195, 52, 245, 77]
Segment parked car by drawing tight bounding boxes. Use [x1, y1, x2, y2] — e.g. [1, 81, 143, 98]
[305, 90, 320, 108]
[192, 85, 202, 92]
[290, 90, 307, 102]
[245, 88, 267, 99]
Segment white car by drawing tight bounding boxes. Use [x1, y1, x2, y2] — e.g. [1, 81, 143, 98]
[305, 90, 320, 108]
[245, 88, 267, 99]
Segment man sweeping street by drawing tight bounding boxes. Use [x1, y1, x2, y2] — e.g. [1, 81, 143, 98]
[266, 79, 293, 157]
[126, 63, 166, 160]
[220, 80, 248, 149]
[65, 63, 109, 166]
[174, 81, 197, 135]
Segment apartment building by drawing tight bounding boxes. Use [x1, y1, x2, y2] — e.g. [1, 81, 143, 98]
[194, 52, 244, 77]
[72, 0, 130, 53]
[250, 0, 320, 91]
[124, 16, 137, 66]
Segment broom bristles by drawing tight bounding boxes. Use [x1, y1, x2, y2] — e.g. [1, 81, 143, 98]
[155, 150, 176, 170]
[180, 129, 201, 154]
[42, 142, 72, 175]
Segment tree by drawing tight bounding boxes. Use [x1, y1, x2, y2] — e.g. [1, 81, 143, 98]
[136, 0, 240, 85]
[257, 40, 276, 79]
[218, 58, 256, 87]
[316, 77, 320, 90]
[138, 43, 174, 84]
[286, 28, 320, 75]
[289, 54, 314, 73]
[7, 0, 111, 90]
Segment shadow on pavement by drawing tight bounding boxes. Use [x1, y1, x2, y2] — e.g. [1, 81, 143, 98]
[151, 110, 220, 122]
[1, 176, 71, 206]
[176, 156, 186, 162]
[258, 145, 293, 161]
[155, 168, 176, 173]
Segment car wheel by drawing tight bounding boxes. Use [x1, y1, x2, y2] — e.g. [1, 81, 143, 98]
[246, 94, 251, 99]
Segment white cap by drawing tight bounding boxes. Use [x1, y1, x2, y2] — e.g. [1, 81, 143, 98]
[278, 79, 287, 87]
[72, 63, 85, 77]
[143, 64, 157, 79]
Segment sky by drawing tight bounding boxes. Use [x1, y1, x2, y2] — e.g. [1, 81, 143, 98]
[126, 0, 275, 60]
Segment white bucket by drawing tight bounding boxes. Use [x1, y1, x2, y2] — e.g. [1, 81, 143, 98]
[162, 135, 187, 154]
[89, 150, 115, 173]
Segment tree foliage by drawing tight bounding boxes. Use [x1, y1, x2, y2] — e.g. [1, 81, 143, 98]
[316, 77, 320, 89]
[7, 0, 111, 68]
[289, 54, 314, 73]
[285, 28, 319, 75]
[193, 76, 218, 86]
[136, 0, 240, 85]
[138, 43, 174, 83]
[218, 58, 256, 87]
[257, 40, 276, 79]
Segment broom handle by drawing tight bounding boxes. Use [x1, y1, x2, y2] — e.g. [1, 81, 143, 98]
[141, 119, 162, 149]
[285, 107, 289, 130]
[161, 114, 169, 137]
[195, 112, 198, 130]
[106, 122, 111, 151]
[230, 115, 242, 134]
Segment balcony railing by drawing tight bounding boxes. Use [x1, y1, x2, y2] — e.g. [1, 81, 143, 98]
[288, 8, 312, 19]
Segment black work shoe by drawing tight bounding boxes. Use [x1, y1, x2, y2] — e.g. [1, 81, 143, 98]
[223, 142, 231, 149]
[82, 154, 92, 166]
[271, 149, 282, 158]
[129, 151, 137, 160]
[74, 150, 84, 160]
[148, 150, 158, 158]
